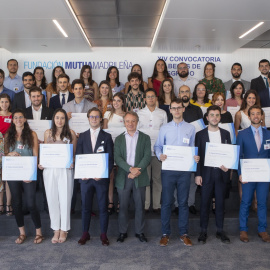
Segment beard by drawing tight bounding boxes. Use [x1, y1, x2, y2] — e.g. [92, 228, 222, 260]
[182, 96, 190, 103]
[178, 71, 189, 78]
[232, 72, 241, 79]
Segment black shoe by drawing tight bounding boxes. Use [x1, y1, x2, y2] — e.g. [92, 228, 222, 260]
[173, 207, 179, 215]
[216, 231, 230, 244]
[117, 233, 127, 243]
[23, 210, 30, 216]
[189, 205, 197, 215]
[135, 233, 148, 242]
[198, 232, 207, 244]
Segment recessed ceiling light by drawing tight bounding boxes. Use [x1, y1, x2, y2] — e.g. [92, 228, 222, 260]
[239, 22, 264, 39]
[53, 19, 68, 38]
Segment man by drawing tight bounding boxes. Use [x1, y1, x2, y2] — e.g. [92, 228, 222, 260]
[224, 63, 250, 91]
[250, 59, 270, 93]
[258, 72, 270, 107]
[237, 105, 270, 243]
[0, 69, 15, 102]
[154, 98, 199, 247]
[76, 107, 114, 246]
[137, 89, 167, 214]
[12, 71, 45, 111]
[4, 59, 24, 93]
[49, 74, 74, 110]
[126, 72, 145, 112]
[115, 111, 151, 243]
[173, 62, 198, 97]
[195, 105, 231, 244]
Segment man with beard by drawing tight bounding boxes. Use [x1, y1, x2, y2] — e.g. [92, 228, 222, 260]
[224, 63, 250, 91]
[251, 59, 270, 93]
[173, 62, 198, 97]
[0, 69, 15, 102]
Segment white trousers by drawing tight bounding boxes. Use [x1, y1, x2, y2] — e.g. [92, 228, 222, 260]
[43, 168, 74, 231]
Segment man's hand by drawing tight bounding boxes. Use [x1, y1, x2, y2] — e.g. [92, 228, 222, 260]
[38, 164, 44, 170]
[195, 176, 202, 186]
[220, 165, 228, 172]
[160, 154, 167, 161]
[67, 112, 72, 120]
[129, 167, 141, 177]
[239, 175, 248, 184]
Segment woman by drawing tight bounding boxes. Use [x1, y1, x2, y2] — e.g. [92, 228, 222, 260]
[224, 81, 245, 111]
[0, 94, 12, 216]
[5, 109, 43, 244]
[148, 59, 172, 96]
[103, 92, 126, 214]
[80, 65, 98, 102]
[158, 79, 176, 120]
[124, 64, 148, 94]
[190, 83, 212, 111]
[33, 66, 48, 103]
[199, 62, 226, 96]
[39, 109, 77, 244]
[106, 66, 124, 96]
[94, 81, 113, 117]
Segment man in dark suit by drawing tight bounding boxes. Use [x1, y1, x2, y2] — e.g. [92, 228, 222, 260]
[237, 105, 270, 243]
[195, 105, 231, 244]
[258, 73, 270, 107]
[49, 73, 74, 110]
[250, 59, 270, 93]
[76, 107, 114, 246]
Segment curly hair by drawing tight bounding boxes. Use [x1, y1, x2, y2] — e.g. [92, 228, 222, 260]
[240, 89, 260, 111]
[192, 83, 210, 104]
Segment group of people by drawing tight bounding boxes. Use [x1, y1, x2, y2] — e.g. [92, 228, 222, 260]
[0, 57, 270, 247]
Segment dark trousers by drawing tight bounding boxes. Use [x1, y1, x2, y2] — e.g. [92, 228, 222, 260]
[8, 181, 41, 229]
[80, 178, 109, 234]
[200, 168, 226, 232]
[37, 168, 48, 211]
[71, 179, 79, 210]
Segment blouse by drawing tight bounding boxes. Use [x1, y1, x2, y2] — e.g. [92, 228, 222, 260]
[94, 99, 113, 117]
[224, 98, 242, 111]
[199, 77, 226, 95]
[104, 111, 125, 128]
[0, 115, 12, 135]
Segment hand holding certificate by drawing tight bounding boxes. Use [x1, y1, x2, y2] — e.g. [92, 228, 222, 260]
[241, 159, 270, 182]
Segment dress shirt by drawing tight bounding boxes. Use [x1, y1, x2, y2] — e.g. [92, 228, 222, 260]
[59, 91, 69, 105]
[32, 105, 42, 120]
[125, 130, 139, 167]
[4, 74, 23, 93]
[183, 102, 203, 123]
[0, 86, 15, 102]
[154, 120, 196, 160]
[250, 125, 263, 145]
[126, 91, 145, 112]
[90, 127, 100, 147]
[24, 90, 31, 108]
[261, 75, 269, 87]
[74, 98, 85, 113]
[173, 75, 198, 96]
[232, 78, 242, 83]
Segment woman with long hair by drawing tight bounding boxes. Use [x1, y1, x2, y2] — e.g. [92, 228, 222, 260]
[224, 81, 245, 110]
[106, 66, 125, 96]
[4, 109, 42, 244]
[33, 66, 48, 104]
[148, 59, 172, 96]
[80, 65, 99, 101]
[190, 83, 212, 108]
[39, 108, 77, 244]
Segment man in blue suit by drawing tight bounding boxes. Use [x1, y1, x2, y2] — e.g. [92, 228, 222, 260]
[76, 107, 114, 246]
[237, 105, 270, 243]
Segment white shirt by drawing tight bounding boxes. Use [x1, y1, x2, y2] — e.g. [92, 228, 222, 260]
[24, 90, 31, 108]
[173, 75, 198, 96]
[32, 104, 42, 120]
[232, 78, 242, 83]
[261, 74, 268, 87]
[125, 130, 139, 167]
[208, 129, 221, 144]
[59, 91, 69, 105]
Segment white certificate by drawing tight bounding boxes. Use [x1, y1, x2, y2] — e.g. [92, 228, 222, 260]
[262, 107, 270, 127]
[241, 159, 270, 182]
[162, 145, 198, 172]
[40, 144, 73, 168]
[69, 113, 89, 134]
[218, 122, 236, 144]
[27, 120, 52, 141]
[139, 128, 159, 155]
[104, 127, 126, 142]
[204, 142, 239, 169]
[2, 156, 37, 181]
[227, 106, 240, 122]
[190, 119, 206, 133]
[75, 153, 109, 179]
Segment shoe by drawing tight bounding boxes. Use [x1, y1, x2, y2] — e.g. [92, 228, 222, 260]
[34, 235, 45, 244]
[216, 231, 230, 244]
[180, 234, 193, 246]
[59, 231, 68, 243]
[51, 230, 60, 244]
[78, 232, 90, 245]
[108, 203, 115, 215]
[153, 208, 161, 214]
[160, 235, 169, 246]
[135, 233, 147, 242]
[189, 205, 197, 215]
[0, 205, 5, 215]
[15, 235, 26, 244]
[117, 233, 127, 243]
[240, 231, 249, 243]
[258, 232, 270, 243]
[100, 233, 109, 246]
[173, 207, 179, 215]
[6, 205, 13, 216]
[198, 232, 207, 244]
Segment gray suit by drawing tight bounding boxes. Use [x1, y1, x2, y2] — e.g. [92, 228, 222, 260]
[62, 98, 97, 113]
[224, 79, 250, 91]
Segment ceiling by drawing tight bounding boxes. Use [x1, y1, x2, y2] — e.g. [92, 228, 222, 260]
[0, 0, 269, 53]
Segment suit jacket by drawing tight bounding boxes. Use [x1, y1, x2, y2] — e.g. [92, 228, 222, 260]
[24, 106, 54, 120]
[236, 126, 270, 175]
[114, 131, 151, 189]
[62, 98, 97, 113]
[224, 79, 250, 91]
[250, 76, 267, 93]
[49, 92, 75, 111]
[258, 87, 270, 107]
[76, 129, 114, 181]
[195, 127, 231, 182]
[12, 91, 46, 111]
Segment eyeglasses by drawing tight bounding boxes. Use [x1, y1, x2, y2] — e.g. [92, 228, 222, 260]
[146, 95, 156, 99]
[89, 116, 100, 119]
[171, 107, 184, 111]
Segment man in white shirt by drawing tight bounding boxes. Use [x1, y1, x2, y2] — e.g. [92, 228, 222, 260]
[138, 89, 167, 213]
[173, 62, 198, 97]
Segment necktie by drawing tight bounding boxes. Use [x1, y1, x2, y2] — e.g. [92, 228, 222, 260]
[264, 77, 269, 89]
[91, 130, 96, 152]
[255, 129, 261, 152]
[62, 94, 66, 106]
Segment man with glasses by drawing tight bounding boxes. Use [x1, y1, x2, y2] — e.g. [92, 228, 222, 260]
[154, 98, 199, 247]
[76, 107, 114, 246]
[173, 62, 198, 97]
[137, 89, 167, 214]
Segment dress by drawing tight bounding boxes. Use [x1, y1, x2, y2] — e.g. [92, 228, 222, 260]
[94, 99, 113, 117]
[152, 79, 162, 96]
[240, 111, 251, 129]
[84, 84, 95, 102]
[43, 132, 74, 231]
[0, 115, 12, 135]
[159, 103, 171, 121]
[199, 77, 226, 95]
[104, 111, 125, 129]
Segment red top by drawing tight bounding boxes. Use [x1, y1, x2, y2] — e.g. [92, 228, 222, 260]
[153, 79, 162, 96]
[0, 115, 12, 135]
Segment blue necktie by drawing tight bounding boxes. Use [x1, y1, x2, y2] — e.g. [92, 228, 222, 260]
[62, 94, 66, 106]
[264, 77, 269, 89]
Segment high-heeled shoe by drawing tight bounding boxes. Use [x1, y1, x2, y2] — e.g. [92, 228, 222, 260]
[108, 202, 115, 215]
[51, 230, 60, 244]
[58, 231, 68, 243]
[6, 205, 13, 216]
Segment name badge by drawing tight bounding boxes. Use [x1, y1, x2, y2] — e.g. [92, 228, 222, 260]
[63, 137, 70, 144]
[133, 108, 139, 113]
[17, 144, 24, 149]
[97, 146, 104, 153]
[264, 139, 270, 150]
[183, 138, 190, 144]
[14, 87, 19, 92]
[4, 118, 11, 123]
